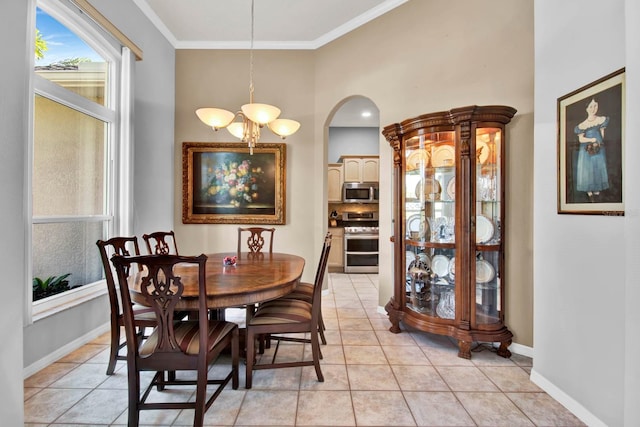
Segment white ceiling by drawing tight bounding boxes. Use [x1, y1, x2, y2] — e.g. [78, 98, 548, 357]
[133, 0, 395, 127]
[133, 0, 408, 50]
[330, 97, 380, 128]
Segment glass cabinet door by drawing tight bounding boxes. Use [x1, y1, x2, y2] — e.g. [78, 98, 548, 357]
[404, 130, 456, 318]
[475, 127, 502, 325]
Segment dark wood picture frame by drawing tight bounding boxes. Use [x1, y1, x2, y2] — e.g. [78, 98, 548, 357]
[557, 68, 625, 215]
[182, 142, 286, 224]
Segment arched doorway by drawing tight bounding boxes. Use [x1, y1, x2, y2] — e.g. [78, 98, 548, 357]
[328, 96, 380, 162]
[326, 96, 380, 273]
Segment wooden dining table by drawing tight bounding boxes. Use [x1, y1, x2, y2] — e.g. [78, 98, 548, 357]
[128, 252, 306, 311]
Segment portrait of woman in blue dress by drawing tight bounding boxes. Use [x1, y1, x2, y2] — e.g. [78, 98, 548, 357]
[573, 98, 610, 202]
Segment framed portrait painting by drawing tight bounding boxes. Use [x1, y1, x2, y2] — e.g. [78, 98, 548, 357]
[557, 68, 625, 215]
[182, 142, 286, 224]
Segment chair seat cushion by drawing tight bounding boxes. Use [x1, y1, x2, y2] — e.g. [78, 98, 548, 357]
[141, 320, 236, 356]
[249, 299, 312, 325]
[132, 304, 156, 321]
[280, 282, 314, 303]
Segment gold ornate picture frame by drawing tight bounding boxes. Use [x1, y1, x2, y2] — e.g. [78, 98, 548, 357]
[182, 142, 286, 224]
[557, 68, 625, 215]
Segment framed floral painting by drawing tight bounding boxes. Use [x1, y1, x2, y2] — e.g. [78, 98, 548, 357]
[557, 68, 625, 215]
[182, 142, 286, 224]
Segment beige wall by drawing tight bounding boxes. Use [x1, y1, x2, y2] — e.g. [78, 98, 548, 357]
[174, 49, 320, 283]
[174, 0, 534, 346]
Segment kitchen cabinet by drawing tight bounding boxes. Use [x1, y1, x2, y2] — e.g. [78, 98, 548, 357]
[341, 155, 379, 183]
[328, 227, 344, 270]
[328, 163, 344, 202]
[382, 105, 516, 359]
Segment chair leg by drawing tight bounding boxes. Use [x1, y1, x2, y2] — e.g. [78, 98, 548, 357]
[127, 366, 140, 427]
[106, 322, 120, 375]
[313, 305, 326, 345]
[311, 325, 324, 383]
[231, 327, 239, 389]
[156, 371, 165, 391]
[245, 329, 255, 389]
[246, 305, 268, 354]
[193, 360, 208, 427]
[264, 332, 272, 350]
[318, 314, 327, 345]
[258, 334, 269, 353]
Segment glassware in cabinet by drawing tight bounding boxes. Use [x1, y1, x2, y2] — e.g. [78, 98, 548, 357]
[474, 250, 501, 324]
[404, 242, 456, 318]
[475, 127, 502, 246]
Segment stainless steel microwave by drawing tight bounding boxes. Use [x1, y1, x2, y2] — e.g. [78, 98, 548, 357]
[342, 182, 379, 203]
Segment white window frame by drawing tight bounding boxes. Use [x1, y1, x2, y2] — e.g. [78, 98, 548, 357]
[27, 0, 133, 323]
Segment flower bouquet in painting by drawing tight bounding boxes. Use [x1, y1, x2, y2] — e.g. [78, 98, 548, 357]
[585, 142, 601, 155]
[204, 159, 266, 207]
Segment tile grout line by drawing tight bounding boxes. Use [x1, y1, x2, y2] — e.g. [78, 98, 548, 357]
[25, 273, 578, 427]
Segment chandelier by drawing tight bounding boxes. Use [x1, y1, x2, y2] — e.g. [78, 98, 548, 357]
[195, 0, 300, 154]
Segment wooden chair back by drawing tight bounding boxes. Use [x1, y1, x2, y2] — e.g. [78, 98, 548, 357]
[237, 227, 275, 257]
[97, 237, 141, 305]
[96, 236, 143, 375]
[113, 254, 206, 359]
[309, 232, 333, 317]
[111, 253, 239, 426]
[142, 230, 179, 255]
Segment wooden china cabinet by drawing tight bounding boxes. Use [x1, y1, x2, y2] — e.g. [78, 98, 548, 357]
[382, 105, 516, 359]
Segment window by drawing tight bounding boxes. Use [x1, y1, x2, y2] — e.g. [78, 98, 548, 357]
[30, 0, 132, 318]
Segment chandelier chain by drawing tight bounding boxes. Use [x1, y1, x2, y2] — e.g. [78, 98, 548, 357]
[249, 0, 255, 103]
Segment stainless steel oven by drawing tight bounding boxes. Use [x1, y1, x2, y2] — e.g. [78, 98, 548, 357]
[342, 212, 379, 273]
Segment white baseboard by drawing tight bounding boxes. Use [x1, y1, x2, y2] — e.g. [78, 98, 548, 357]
[530, 368, 606, 427]
[506, 341, 533, 358]
[23, 322, 110, 378]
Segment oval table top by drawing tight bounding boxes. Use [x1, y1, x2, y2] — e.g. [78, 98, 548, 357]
[129, 252, 306, 310]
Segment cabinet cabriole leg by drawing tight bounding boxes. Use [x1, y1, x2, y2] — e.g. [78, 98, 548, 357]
[458, 340, 472, 359]
[388, 322, 401, 334]
[385, 299, 402, 333]
[496, 340, 512, 358]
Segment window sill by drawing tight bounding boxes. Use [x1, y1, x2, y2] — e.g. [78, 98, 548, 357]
[32, 281, 107, 322]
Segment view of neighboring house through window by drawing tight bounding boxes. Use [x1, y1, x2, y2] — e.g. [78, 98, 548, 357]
[32, 1, 124, 310]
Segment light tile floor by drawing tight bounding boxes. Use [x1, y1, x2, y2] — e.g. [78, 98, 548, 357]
[24, 273, 586, 426]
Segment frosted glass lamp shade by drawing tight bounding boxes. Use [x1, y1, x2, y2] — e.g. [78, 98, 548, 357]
[241, 103, 281, 125]
[195, 108, 235, 129]
[227, 122, 245, 139]
[268, 119, 300, 138]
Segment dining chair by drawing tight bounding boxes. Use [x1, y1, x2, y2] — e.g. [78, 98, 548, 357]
[244, 232, 331, 389]
[96, 237, 157, 376]
[277, 280, 327, 345]
[237, 227, 275, 258]
[236, 226, 276, 333]
[111, 253, 239, 427]
[142, 230, 179, 255]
